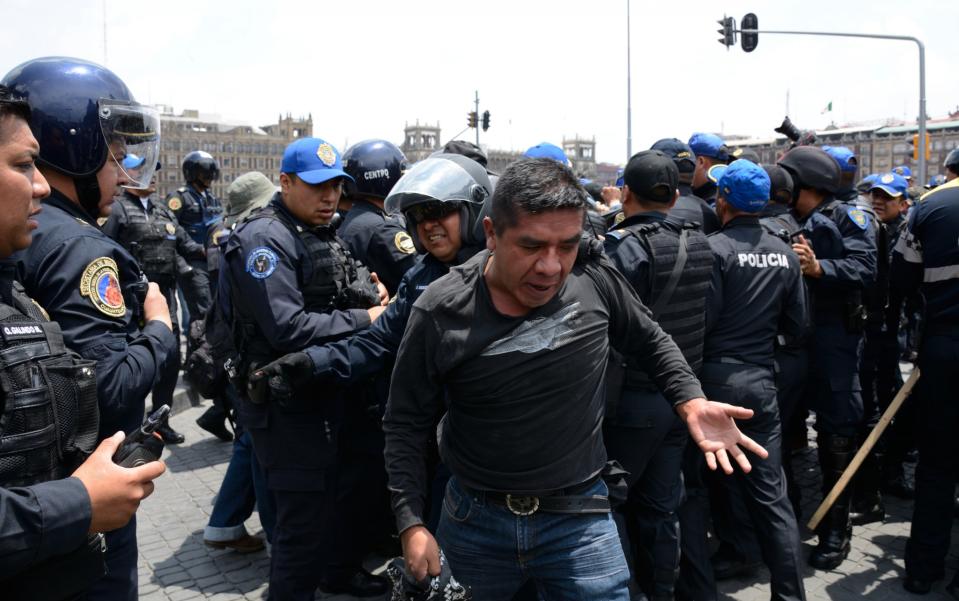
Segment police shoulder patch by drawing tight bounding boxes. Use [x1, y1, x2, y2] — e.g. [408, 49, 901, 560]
[96, 217, 108, 227]
[168, 197, 182, 211]
[246, 247, 279, 279]
[394, 231, 416, 254]
[614, 212, 626, 225]
[606, 229, 626, 240]
[846, 207, 869, 230]
[79, 257, 126, 318]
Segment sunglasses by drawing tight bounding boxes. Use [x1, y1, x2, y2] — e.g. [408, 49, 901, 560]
[406, 202, 460, 222]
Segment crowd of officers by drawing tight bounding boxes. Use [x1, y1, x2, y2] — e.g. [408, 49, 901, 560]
[2, 54, 959, 601]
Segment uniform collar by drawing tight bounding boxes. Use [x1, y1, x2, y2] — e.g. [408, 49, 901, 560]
[722, 215, 761, 229]
[760, 203, 789, 218]
[45, 188, 100, 226]
[0, 259, 15, 304]
[678, 182, 694, 197]
[272, 193, 333, 234]
[611, 210, 669, 231]
[693, 180, 717, 201]
[123, 190, 152, 210]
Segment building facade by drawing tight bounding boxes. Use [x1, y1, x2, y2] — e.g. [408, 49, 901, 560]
[155, 107, 312, 200]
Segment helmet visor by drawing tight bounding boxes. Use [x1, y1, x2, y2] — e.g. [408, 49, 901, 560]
[99, 99, 160, 189]
[384, 157, 482, 214]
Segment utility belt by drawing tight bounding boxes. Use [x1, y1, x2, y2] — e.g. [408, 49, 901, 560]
[462, 473, 610, 516]
[3, 533, 106, 601]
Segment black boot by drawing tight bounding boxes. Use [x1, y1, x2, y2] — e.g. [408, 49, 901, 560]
[850, 437, 885, 526]
[196, 404, 233, 442]
[809, 434, 856, 570]
[156, 422, 185, 444]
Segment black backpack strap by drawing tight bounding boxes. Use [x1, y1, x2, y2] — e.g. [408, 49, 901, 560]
[649, 227, 689, 317]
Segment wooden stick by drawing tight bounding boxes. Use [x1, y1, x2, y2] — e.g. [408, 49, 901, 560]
[806, 368, 921, 531]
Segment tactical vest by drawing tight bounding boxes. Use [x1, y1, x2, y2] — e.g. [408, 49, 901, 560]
[172, 187, 224, 246]
[0, 282, 98, 488]
[619, 221, 712, 381]
[116, 194, 178, 281]
[232, 205, 379, 363]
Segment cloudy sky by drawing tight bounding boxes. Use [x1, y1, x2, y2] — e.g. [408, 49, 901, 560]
[3, 0, 957, 164]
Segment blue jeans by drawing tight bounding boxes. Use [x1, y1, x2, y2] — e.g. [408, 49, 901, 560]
[437, 476, 630, 600]
[205, 430, 276, 542]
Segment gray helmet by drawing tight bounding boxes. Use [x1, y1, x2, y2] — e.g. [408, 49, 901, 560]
[385, 154, 492, 252]
[777, 146, 841, 195]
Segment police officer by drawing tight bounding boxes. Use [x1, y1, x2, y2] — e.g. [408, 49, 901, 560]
[339, 139, 417, 295]
[701, 160, 808, 601]
[893, 150, 959, 596]
[3, 56, 177, 601]
[0, 82, 165, 599]
[603, 150, 713, 601]
[167, 150, 223, 325]
[822, 146, 860, 204]
[777, 146, 877, 570]
[848, 172, 912, 525]
[688, 133, 730, 203]
[654, 138, 720, 234]
[102, 159, 205, 444]
[225, 136, 386, 601]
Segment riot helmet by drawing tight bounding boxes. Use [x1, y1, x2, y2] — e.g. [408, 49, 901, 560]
[944, 148, 959, 175]
[385, 154, 492, 253]
[762, 164, 794, 205]
[342, 139, 408, 201]
[2, 56, 160, 217]
[182, 150, 220, 187]
[777, 146, 841, 198]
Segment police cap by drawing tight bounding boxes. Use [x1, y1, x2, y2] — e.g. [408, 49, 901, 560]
[650, 138, 696, 173]
[623, 150, 678, 204]
[762, 164, 794, 205]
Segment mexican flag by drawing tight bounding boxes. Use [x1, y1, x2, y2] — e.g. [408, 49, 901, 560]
[821, 101, 833, 114]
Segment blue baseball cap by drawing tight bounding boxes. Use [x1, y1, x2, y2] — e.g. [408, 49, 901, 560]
[523, 142, 569, 166]
[822, 146, 858, 173]
[718, 159, 771, 213]
[707, 163, 727, 185]
[688, 132, 728, 161]
[280, 137, 354, 185]
[121, 153, 146, 170]
[892, 165, 912, 179]
[615, 167, 624, 187]
[869, 172, 908, 197]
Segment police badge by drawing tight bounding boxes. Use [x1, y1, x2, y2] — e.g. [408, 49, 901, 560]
[316, 143, 337, 167]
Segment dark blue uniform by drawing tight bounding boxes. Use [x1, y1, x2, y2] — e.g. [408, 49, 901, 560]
[603, 212, 703, 600]
[225, 195, 374, 601]
[702, 215, 808, 601]
[338, 199, 417, 296]
[15, 190, 176, 601]
[669, 182, 720, 234]
[893, 179, 959, 584]
[167, 185, 223, 323]
[796, 200, 877, 436]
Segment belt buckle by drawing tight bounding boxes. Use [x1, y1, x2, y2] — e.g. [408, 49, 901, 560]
[505, 494, 539, 516]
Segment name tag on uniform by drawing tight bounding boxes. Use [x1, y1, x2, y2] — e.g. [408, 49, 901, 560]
[0, 324, 45, 342]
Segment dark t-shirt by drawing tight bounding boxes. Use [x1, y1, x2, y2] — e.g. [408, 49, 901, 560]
[383, 249, 704, 532]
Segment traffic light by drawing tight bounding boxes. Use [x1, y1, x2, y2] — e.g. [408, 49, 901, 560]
[741, 13, 758, 52]
[717, 16, 736, 49]
[481, 110, 491, 132]
[467, 111, 477, 128]
[912, 133, 931, 161]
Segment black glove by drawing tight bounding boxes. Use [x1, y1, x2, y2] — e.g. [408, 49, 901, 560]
[247, 352, 314, 404]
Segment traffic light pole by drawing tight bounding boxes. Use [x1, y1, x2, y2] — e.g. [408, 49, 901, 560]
[475, 90, 481, 148]
[737, 27, 927, 183]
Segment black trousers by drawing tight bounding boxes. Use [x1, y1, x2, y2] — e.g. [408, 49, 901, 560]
[905, 331, 959, 580]
[604, 387, 686, 599]
[151, 281, 179, 412]
[700, 362, 806, 601]
[180, 259, 211, 329]
[82, 517, 137, 601]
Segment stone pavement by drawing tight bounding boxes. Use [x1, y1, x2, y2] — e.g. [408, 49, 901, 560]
[138, 368, 959, 600]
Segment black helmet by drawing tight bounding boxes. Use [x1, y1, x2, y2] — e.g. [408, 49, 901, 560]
[384, 154, 492, 253]
[762, 164, 794, 205]
[2, 56, 160, 216]
[182, 150, 220, 185]
[342, 139, 408, 200]
[777, 146, 841, 195]
[945, 148, 959, 174]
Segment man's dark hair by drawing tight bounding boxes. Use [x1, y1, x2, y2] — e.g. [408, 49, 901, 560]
[490, 158, 586, 234]
[0, 84, 31, 134]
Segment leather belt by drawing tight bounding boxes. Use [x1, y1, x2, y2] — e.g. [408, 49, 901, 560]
[466, 474, 610, 516]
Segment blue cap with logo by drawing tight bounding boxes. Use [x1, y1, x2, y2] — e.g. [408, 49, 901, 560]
[280, 137, 354, 185]
[718, 159, 770, 213]
[707, 163, 727, 185]
[524, 142, 569, 166]
[822, 145, 857, 173]
[121, 154, 146, 170]
[892, 165, 912, 179]
[688, 132, 728, 161]
[869, 172, 908, 197]
[615, 167, 625, 187]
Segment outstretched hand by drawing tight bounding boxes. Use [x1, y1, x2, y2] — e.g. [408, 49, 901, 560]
[677, 397, 768, 474]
